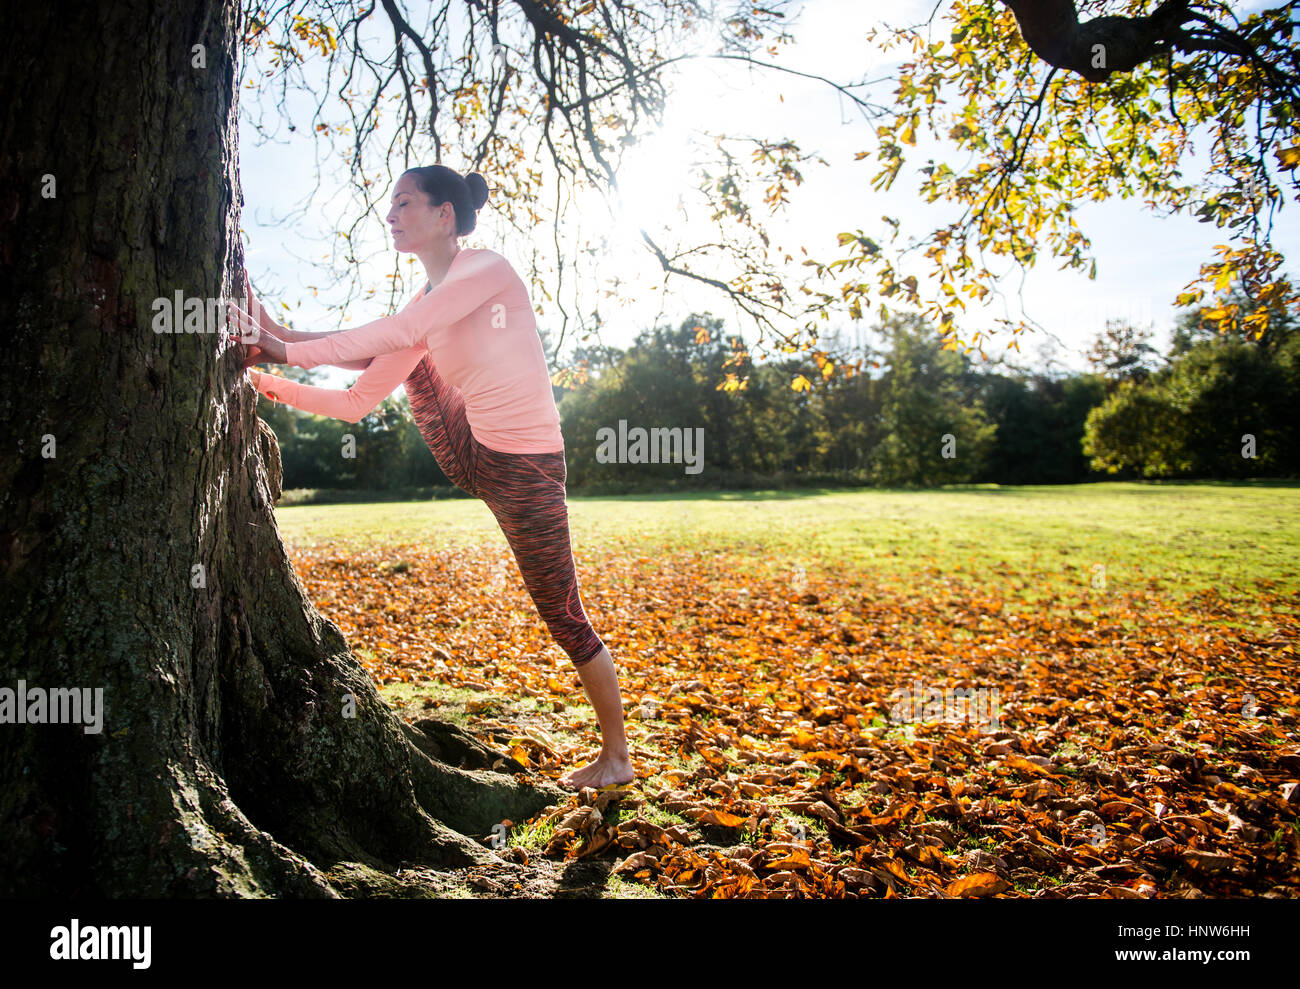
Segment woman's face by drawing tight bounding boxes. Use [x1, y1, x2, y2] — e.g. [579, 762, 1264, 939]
[387, 174, 454, 253]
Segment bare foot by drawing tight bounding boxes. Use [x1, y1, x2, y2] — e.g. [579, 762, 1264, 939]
[559, 750, 635, 790]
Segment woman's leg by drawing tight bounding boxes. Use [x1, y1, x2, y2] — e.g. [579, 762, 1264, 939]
[403, 355, 479, 495]
[567, 644, 632, 787]
[475, 447, 633, 788]
[405, 362, 628, 783]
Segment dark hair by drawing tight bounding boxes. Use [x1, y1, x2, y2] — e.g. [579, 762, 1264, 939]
[402, 165, 489, 236]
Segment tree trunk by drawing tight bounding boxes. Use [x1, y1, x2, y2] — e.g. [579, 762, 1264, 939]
[0, 0, 563, 897]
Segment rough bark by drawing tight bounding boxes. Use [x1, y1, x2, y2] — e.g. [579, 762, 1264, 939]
[0, 0, 563, 897]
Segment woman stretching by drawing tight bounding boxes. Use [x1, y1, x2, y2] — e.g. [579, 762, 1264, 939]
[228, 164, 633, 790]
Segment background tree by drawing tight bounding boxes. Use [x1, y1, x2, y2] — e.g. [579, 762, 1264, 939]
[1082, 380, 1184, 475]
[867, 315, 998, 487]
[974, 370, 1108, 483]
[1086, 317, 1163, 387]
[560, 316, 728, 488]
[1082, 290, 1299, 477]
[1160, 336, 1298, 475]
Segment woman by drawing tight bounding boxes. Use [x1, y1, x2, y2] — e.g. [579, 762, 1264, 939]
[227, 164, 633, 790]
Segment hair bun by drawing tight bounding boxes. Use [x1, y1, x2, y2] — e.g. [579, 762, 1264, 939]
[464, 172, 489, 211]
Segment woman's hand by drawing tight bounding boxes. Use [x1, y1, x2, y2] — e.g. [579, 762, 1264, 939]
[257, 332, 288, 364]
[227, 299, 289, 365]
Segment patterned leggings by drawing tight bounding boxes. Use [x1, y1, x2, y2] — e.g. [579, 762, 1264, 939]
[403, 355, 605, 668]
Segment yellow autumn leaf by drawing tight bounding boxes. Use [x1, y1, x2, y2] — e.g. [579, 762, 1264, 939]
[695, 809, 747, 828]
[948, 872, 1009, 897]
[768, 847, 811, 870]
[791, 374, 812, 392]
[1005, 753, 1060, 778]
[789, 728, 819, 748]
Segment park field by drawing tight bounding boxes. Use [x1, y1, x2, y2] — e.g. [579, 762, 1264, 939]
[274, 482, 1299, 899]
[278, 481, 1299, 624]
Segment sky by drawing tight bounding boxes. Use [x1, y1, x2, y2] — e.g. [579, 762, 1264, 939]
[238, 0, 1298, 388]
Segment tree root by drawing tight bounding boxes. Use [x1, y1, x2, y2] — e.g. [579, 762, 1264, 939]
[402, 721, 569, 838]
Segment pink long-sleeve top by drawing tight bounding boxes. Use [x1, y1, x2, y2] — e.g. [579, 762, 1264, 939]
[254, 248, 563, 453]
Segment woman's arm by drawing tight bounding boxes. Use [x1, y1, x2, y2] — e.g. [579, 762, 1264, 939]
[246, 270, 410, 370]
[244, 275, 374, 371]
[252, 345, 426, 424]
[253, 323, 374, 373]
[283, 331, 373, 372]
[284, 250, 509, 369]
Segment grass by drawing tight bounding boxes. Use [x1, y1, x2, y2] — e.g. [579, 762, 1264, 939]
[507, 818, 556, 852]
[638, 805, 692, 831]
[275, 482, 1300, 606]
[605, 875, 666, 899]
[437, 883, 476, 899]
[381, 680, 598, 760]
[380, 680, 496, 728]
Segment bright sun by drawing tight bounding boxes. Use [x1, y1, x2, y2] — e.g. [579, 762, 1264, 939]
[607, 119, 701, 247]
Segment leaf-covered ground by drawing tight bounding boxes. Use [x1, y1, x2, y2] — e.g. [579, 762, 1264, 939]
[290, 525, 1300, 899]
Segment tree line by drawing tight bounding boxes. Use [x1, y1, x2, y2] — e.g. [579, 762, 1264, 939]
[262, 290, 1299, 501]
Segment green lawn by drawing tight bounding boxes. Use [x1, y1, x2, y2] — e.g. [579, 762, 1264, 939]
[275, 481, 1299, 605]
